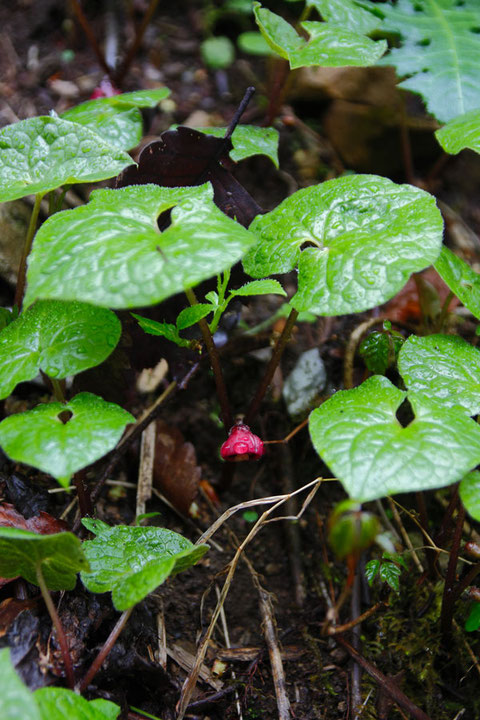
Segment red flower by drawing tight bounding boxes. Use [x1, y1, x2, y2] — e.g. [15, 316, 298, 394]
[220, 422, 264, 462]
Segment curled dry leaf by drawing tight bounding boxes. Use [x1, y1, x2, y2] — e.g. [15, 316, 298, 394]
[153, 421, 201, 516]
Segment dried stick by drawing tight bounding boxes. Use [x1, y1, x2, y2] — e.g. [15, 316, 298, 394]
[327, 601, 385, 635]
[277, 442, 305, 607]
[136, 420, 156, 520]
[336, 635, 432, 720]
[256, 583, 291, 719]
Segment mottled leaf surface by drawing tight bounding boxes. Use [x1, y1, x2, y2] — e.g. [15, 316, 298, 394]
[435, 246, 480, 320]
[0, 116, 133, 202]
[436, 109, 480, 155]
[25, 184, 257, 309]
[61, 88, 170, 151]
[0, 527, 88, 590]
[309, 375, 480, 501]
[377, 0, 480, 123]
[0, 648, 40, 720]
[35, 689, 120, 720]
[0, 300, 121, 399]
[460, 470, 480, 521]
[398, 334, 480, 415]
[0, 393, 133, 486]
[80, 519, 208, 610]
[244, 175, 443, 315]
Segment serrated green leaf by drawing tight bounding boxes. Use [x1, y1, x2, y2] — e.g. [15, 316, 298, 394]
[245, 175, 443, 316]
[0, 300, 121, 399]
[459, 470, 480, 521]
[307, 0, 382, 34]
[377, 0, 480, 123]
[359, 329, 404, 375]
[230, 279, 287, 297]
[309, 375, 480, 501]
[289, 21, 386, 69]
[0, 116, 134, 202]
[0, 648, 40, 720]
[465, 602, 480, 632]
[379, 560, 401, 592]
[132, 314, 192, 348]
[0, 393, 133, 486]
[192, 126, 280, 167]
[80, 522, 208, 610]
[434, 246, 480, 320]
[0, 527, 88, 590]
[35, 688, 120, 720]
[398, 334, 480, 415]
[365, 558, 381, 585]
[435, 109, 480, 155]
[200, 36, 235, 69]
[176, 304, 213, 330]
[61, 88, 170, 151]
[25, 184, 256, 309]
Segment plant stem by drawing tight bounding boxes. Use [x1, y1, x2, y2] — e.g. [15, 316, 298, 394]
[185, 287, 232, 431]
[78, 607, 133, 691]
[71, 0, 112, 77]
[115, 0, 160, 83]
[50, 378, 65, 403]
[245, 308, 298, 425]
[14, 192, 43, 310]
[36, 564, 75, 689]
[74, 469, 93, 518]
[440, 503, 465, 641]
[435, 290, 454, 332]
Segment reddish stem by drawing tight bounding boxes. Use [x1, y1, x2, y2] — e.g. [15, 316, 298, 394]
[440, 503, 466, 641]
[114, 0, 160, 83]
[70, 0, 112, 77]
[78, 607, 133, 691]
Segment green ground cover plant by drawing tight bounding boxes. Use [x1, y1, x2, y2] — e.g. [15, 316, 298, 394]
[2, 0, 480, 717]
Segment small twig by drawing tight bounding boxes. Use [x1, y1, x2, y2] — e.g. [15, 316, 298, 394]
[78, 607, 133, 691]
[115, 0, 160, 83]
[14, 192, 43, 310]
[440, 503, 465, 641]
[156, 600, 167, 671]
[336, 635, 432, 720]
[245, 308, 299, 425]
[224, 87, 256, 140]
[327, 602, 385, 636]
[256, 584, 291, 719]
[36, 565, 75, 689]
[136, 420, 156, 520]
[70, 0, 112, 77]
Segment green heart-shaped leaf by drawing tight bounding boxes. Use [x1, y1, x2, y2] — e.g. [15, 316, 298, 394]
[0, 527, 88, 590]
[0, 300, 121, 399]
[244, 175, 443, 316]
[0, 393, 134, 486]
[25, 184, 257, 309]
[459, 470, 480, 521]
[61, 88, 170, 151]
[434, 245, 480, 320]
[398, 334, 480, 415]
[0, 116, 134, 202]
[0, 648, 40, 720]
[309, 376, 480, 501]
[435, 109, 480, 155]
[34, 688, 120, 720]
[80, 519, 208, 610]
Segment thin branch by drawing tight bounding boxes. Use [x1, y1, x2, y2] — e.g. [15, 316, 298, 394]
[78, 607, 133, 691]
[70, 0, 112, 77]
[115, 0, 160, 83]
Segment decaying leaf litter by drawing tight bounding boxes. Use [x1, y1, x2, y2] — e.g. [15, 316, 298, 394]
[1, 1, 480, 719]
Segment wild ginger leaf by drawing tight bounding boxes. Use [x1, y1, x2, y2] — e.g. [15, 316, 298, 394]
[398, 334, 480, 415]
[0, 300, 121, 399]
[244, 175, 443, 316]
[377, 0, 480, 123]
[309, 375, 480, 501]
[24, 184, 257, 310]
[359, 328, 404, 375]
[191, 125, 280, 167]
[434, 246, 480, 320]
[459, 470, 480, 521]
[61, 88, 170, 151]
[0, 116, 134, 203]
[436, 109, 480, 154]
[0, 393, 134, 487]
[0, 648, 41, 720]
[0, 527, 88, 590]
[34, 688, 120, 720]
[80, 520, 208, 610]
[307, 0, 382, 34]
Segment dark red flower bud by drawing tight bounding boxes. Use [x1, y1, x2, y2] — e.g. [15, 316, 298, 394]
[89, 78, 121, 99]
[220, 422, 264, 462]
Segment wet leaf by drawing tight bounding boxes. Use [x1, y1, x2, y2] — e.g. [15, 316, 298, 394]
[34, 688, 120, 720]
[398, 334, 480, 415]
[153, 420, 202, 515]
[307, 0, 382, 34]
[434, 246, 480, 320]
[0, 116, 133, 203]
[192, 125, 280, 167]
[0, 648, 40, 720]
[61, 88, 170, 151]
[436, 109, 480, 155]
[460, 470, 480, 521]
[0, 527, 88, 590]
[132, 314, 192, 348]
[379, 560, 402, 592]
[80, 520, 208, 610]
[25, 184, 257, 310]
[309, 375, 480, 501]
[115, 127, 262, 227]
[359, 328, 404, 375]
[0, 393, 134, 487]
[230, 279, 286, 297]
[176, 304, 213, 330]
[0, 300, 121, 399]
[365, 558, 380, 585]
[244, 175, 443, 316]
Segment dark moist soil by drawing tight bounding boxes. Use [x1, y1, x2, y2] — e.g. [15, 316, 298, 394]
[1, 2, 480, 719]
